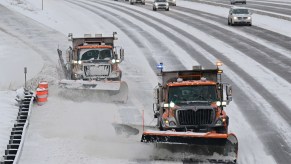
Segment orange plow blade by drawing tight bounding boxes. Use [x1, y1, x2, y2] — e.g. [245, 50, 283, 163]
[141, 130, 238, 163]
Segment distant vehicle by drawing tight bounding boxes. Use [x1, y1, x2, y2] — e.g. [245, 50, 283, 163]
[230, 0, 246, 5]
[153, 0, 170, 11]
[228, 6, 252, 26]
[130, 0, 145, 5]
[168, 0, 176, 6]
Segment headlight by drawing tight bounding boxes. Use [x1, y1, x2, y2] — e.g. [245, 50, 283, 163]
[247, 17, 251, 20]
[74, 73, 81, 79]
[72, 60, 78, 64]
[215, 119, 223, 126]
[169, 121, 176, 126]
[77, 60, 82, 64]
[169, 101, 175, 107]
[234, 17, 238, 20]
[111, 59, 116, 63]
[164, 117, 177, 127]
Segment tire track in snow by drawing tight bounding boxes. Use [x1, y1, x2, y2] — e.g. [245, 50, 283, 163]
[211, 0, 291, 12]
[77, 0, 291, 163]
[145, 3, 291, 83]
[103, 0, 291, 126]
[171, 5, 291, 52]
[189, 0, 291, 18]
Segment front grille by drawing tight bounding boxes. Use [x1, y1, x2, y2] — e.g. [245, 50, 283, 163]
[84, 64, 111, 77]
[177, 108, 214, 126]
[158, 4, 166, 7]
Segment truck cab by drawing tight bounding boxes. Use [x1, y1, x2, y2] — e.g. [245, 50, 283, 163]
[65, 33, 124, 81]
[154, 64, 232, 134]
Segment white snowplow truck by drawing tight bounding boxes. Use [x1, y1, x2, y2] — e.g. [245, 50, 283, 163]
[57, 32, 128, 103]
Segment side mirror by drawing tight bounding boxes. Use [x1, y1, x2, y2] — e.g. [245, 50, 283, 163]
[119, 48, 124, 61]
[154, 88, 159, 104]
[226, 84, 233, 103]
[65, 47, 73, 63]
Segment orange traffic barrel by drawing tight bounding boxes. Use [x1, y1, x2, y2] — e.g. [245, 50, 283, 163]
[38, 81, 48, 89]
[37, 97, 47, 106]
[36, 88, 48, 98]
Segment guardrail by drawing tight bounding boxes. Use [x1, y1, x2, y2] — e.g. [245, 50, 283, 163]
[0, 91, 34, 164]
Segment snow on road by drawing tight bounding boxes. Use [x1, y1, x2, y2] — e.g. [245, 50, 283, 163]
[0, 0, 290, 163]
[177, 0, 291, 37]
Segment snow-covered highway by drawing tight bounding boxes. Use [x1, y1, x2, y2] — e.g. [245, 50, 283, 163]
[1, 0, 291, 163]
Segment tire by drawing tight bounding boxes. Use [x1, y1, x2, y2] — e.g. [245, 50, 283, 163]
[166, 7, 169, 11]
[249, 23, 252, 26]
[153, 7, 156, 11]
[230, 19, 233, 26]
[228, 19, 230, 25]
[130, 2, 133, 5]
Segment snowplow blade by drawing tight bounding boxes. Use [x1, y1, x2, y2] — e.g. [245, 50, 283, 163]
[58, 80, 128, 103]
[59, 79, 121, 91]
[141, 130, 238, 163]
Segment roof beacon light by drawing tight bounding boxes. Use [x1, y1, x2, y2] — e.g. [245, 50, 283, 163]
[156, 63, 163, 70]
[216, 61, 223, 67]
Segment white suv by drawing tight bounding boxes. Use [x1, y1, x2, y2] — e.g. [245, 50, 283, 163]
[153, 0, 170, 11]
[228, 7, 252, 26]
[230, 0, 246, 5]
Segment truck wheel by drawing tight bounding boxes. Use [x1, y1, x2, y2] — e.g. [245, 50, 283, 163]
[166, 7, 169, 11]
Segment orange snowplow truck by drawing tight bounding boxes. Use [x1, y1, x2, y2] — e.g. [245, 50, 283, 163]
[141, 63, 238, 163]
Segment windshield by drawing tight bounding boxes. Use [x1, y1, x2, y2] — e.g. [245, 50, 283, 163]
[168, 85, 218, 104]
[155, 0, 167, 2]
[79, 49, 112, 61]
[233, 9, 249, 14]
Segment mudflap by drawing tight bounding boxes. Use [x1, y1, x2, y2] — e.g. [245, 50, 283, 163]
[109, 81, 128, 103]
[141, 131, 238, 163]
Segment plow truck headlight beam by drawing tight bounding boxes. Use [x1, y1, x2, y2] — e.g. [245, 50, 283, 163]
[78, 60, 82, 64]
[170, 101, 175, 108]
[111, 59, 116, 63]
[72, 60, 78, 64]
[216, 101, 221, 106]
